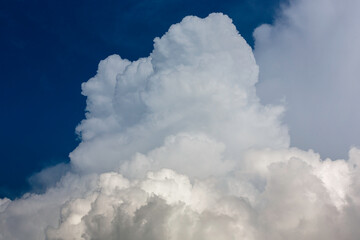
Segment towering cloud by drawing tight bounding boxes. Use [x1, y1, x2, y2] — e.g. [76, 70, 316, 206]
[1, 4, 360, 240]
[71, 13, 288, 175]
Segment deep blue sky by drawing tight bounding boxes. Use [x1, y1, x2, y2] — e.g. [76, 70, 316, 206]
[0, 0, 283, 199]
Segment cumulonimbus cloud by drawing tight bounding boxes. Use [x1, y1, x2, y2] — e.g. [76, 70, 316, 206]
[1, 3, 360, 239]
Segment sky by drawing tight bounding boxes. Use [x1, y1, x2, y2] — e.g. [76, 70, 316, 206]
[1, 0, 360, 239]
[0, 0, 283, 199]
[0, 0, 279, 197]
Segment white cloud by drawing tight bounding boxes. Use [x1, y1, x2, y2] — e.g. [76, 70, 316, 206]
[1, 7, 360, 240]
[254, 0, 360, 159]
[70, 13, 288, 175]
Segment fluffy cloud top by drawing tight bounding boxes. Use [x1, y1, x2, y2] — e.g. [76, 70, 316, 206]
[1, 4, 360, 240]
[71, 13, 288, 175]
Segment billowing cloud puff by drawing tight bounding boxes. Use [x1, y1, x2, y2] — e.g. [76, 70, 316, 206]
[1, 7, 360, 240]
[70, 13, 288, 175]
[2, 148, 360, 239]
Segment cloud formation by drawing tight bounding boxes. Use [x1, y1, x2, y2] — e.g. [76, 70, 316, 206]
[71, 13, 288, 175]
[254, 0, 360, 159]
[1, 5, 360, 240]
